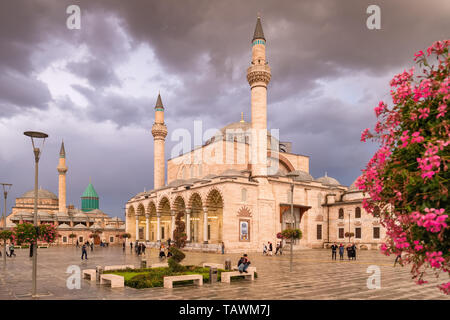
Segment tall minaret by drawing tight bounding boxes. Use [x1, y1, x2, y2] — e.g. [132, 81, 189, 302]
[151, 93, 168, 189]
[247, 16, 271, 177]
[57, 140, 68, 213]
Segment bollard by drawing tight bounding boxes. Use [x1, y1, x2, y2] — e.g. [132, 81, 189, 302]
[225, 259, 231, 271]
[96, 266, 103, 282]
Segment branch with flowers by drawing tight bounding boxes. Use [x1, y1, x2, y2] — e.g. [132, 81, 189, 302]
[358, 40, 449, 294]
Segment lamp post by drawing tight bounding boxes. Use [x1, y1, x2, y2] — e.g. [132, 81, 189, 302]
[348, 212, 351, 243]
[1, 183, 12, 266]
[24, 131, 48, 298]
[286, 171, 299, 272]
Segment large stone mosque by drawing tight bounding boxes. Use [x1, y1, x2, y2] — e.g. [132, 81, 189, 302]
[125, 17, 386, 253]
[5, 142, 125, 245]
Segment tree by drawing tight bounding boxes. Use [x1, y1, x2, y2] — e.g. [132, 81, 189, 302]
[168, 246, 186, 272]
[281, 228, 303, 272]
[14, 223, 58, 245]
[173, 210, 187, 248]
[358, 40, 449, 294]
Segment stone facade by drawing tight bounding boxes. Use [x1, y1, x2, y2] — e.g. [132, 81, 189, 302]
[125, 17, 385, 253]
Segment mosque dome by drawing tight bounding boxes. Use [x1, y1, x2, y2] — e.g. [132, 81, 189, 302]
[81, 182, 99, 212]
[20, 189, 58, 200]
[348, 177, 361, 191]
[316, 173, 340, 186]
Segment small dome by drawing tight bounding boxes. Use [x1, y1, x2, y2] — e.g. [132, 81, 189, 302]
[105, 224, 116, 229]
[20, 189, 58, 200]
[90, 224, 102, 229]
[202, 174, 217, 180]
[317, 174, 340, 186]
[349, 177, 362, 191]
[73, 223, 87, 229]
[168, 179, 188, 187]
[57, 223, 71, 229]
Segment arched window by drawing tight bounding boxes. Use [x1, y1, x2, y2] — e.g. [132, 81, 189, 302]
[355, 207, 361, 219]
[338, 208, 344, 219]
[241, 188, 247, 202]
[373, 206, 381, 217]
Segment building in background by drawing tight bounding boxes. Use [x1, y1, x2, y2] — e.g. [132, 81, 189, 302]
[6, 142, 125, 245]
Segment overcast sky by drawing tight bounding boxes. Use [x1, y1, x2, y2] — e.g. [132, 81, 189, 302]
[0, 0, 449, 219]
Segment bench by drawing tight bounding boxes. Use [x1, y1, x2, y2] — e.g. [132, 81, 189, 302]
[202, 262, 224, 269]
[103, 264, 135, 271]
[163, 274, 203, 289]
[100, 274, 124, 288]
[151, 262, 168, 268]
[82, 269, 96, 282]
[221, 270, 254, 283]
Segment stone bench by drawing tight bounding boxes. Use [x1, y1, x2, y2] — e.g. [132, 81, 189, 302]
[163, 274, 203, 289]
[202, 262, 224, 269]
[82, 269, 97, 282]
[151, 262, 168, 268]
[38, 244, 49, 248]
[221, 270, 254, 283]
[103, 264, 135, 271]
[232, 266, 256, 273]
[100, 274, 124, 288]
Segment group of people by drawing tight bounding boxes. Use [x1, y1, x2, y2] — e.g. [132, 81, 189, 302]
[0, 243, 16, 257]
[159, 242, 173, 259]
[330, 243, 357, 260]
[237, 253, 251, 273]
[262, 241, 283, 256]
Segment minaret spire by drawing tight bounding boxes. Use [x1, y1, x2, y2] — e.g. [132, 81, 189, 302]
[57, 140, 68, 213]
[151, 93, 168, 189]
[252, 15, 266, 42]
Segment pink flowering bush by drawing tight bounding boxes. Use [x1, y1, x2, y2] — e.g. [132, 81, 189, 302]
[14, 223, 58, 245]
[358, 40, 450, 294]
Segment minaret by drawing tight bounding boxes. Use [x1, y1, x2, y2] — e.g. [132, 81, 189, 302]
[151, 93, 168, 189]
[247, 16, 271, 177]
[57, 140, 68, 213]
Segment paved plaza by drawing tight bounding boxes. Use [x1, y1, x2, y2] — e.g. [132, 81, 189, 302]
[0, 246, 448, 300]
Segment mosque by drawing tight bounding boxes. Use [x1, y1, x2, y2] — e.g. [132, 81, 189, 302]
[5, 142, 125, 245]
[125, 17, 386, 253]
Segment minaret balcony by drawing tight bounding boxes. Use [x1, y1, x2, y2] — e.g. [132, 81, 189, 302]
[247, 64, 271, 86]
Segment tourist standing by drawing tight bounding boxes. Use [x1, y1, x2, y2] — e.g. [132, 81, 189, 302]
[237, 254, 251, 273]
[262, 243, 267, 255]
[76, 240, 79, 248]
[130, 242, 133, 252]
[339, 244, 344, 260]
[81, 244, 88, 260]
[137, 243, 142, 256]
[346, 244, 352, 260]
[122, 242, 125, 252]
[167, 238, 171, 247]
[351, 243, 357, 260]
[268, 242, 273, 256]
[9, 243, 15, 257]
[159, 244, 166, 259]
[90, 241, 94, 252]
[221, 242, 225, 254]
[142, 243, 146, 255]
[331, 243, 338, 260]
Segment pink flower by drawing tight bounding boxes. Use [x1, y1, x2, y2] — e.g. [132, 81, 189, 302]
[414, 50, 424, 61]
[418, 107, 430, 119]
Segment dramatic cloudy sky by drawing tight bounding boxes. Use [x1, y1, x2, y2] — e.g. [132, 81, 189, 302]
[0, 0, 449, 219]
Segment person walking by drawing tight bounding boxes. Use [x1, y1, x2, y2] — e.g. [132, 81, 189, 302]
[262, 243, 267, 256]
[9, 243, 16, 257]
[81, 243, 88, 260]
[394, 253, 402, 266]
[331, 243, 338, 260]
[142, 243, 146, 255]
[122, 242, 126, 252]
[90, 241, 94, 252]
[268, 242, 273, 256]
[237, 254, 251, 273]
[76, 240, 79, 248]
[130, 242, 133, 252]
[137, 243, 142, 256]
[339, 243, 344, 260]
[221, 242, 225, 254]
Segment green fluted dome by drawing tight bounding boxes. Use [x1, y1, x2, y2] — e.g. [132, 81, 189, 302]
[81, 183, 99, 212]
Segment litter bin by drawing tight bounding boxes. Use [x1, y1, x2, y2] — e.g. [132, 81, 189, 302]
[141, 259, 147, 268]
[209, 267, 218, 283]
[225, 259, 231, 271]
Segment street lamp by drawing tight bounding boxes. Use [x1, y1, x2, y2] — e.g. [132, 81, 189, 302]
[1, 183, 12, 266]
[24, 131, 48, 298]
[286, 171, 299, 272]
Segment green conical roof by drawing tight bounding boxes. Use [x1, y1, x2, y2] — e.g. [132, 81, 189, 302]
[82, 183, 99, 198]
[252, 16, 265, 41]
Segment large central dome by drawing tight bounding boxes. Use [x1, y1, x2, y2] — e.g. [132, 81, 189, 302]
[20, 189, 58, 200]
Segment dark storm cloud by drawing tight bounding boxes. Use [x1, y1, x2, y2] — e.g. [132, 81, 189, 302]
[1, 0, 449, 216]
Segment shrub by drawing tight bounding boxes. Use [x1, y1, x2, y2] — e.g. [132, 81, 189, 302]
[358, 40, 450, 294]
[168, 246, 186, 272]
[281, 228, 302, 240]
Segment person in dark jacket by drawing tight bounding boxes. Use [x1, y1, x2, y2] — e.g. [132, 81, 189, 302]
[351, 244, 357, 260]
[331, 243, 338, 260]
[339, 244, 344, 260]
[237, 254, 251, 273]
[81, 244, 88, 260]
[346, 244, 352, 260]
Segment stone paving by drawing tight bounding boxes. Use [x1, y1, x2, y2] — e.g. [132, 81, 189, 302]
[0, 246, 448, 300]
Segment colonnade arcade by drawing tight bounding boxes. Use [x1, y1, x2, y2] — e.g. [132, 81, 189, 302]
[127, 189, 224, 244]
